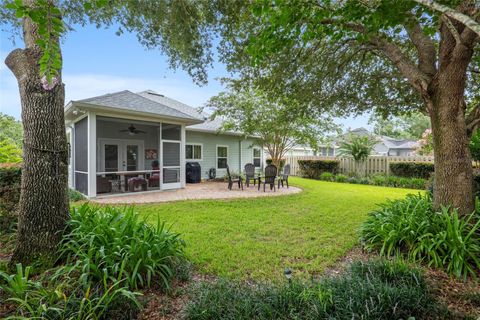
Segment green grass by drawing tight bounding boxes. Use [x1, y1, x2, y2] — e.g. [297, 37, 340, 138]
[130, 177, 414, 280]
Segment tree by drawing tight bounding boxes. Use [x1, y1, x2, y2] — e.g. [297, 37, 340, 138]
[0, 113, 23, 147]
[207, 87, 338, 169]
[212, 0, 480, 215]
[0, 113, 23, 163]
[470, 129, 480, 165]
[417, 129, 434, 156]
[338, 135, 376, 177]
[1, 0, 218, 266]
[369, 112, 431, 140]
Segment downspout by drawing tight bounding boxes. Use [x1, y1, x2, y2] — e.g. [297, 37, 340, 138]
[239, 139, 242, 173]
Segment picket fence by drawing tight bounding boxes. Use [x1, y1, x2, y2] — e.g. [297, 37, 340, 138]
[285, 155, 434, 176]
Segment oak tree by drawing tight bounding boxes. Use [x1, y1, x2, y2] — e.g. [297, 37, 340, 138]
[214, 0, 480, 215]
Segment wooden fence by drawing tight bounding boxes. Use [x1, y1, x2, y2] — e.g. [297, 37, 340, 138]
[285, 155, 434, 176]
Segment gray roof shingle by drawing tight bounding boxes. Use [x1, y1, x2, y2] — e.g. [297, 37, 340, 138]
[75, 90, 201, 122]
[138, 90, 227, 133]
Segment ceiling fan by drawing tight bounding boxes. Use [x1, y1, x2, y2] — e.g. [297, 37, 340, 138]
[119, 124, 146, 135]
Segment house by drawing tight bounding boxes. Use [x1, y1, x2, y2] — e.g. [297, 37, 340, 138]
[65, 90, 263, 198]
[346, 127, 419, 156]
[316, 127, 418, 157]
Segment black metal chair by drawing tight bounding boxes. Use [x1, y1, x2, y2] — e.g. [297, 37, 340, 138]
[260, 164, 277, 192]
[278, 164, 291, 188]
[244, 163, 260, 187]
[226, 165, 243, 190]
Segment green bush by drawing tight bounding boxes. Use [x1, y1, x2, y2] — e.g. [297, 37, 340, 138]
[1, 205, 188, 319]
[361, 194, 480, 279]
[0, 164, 21, 233]
[68, 188, 85, 202]
[1, 266, 140, 320]
[185, 260, 444, 320]
[319, 172, 334, 181]
[346, 176, 358, 184]
[335, 174, 347, 182]
[298, 160, 339, 179]
[58, 204, 187, 289]
[389, 161, 434, 179]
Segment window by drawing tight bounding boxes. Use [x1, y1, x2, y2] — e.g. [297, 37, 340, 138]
[186, 144, 202, 160]
[217, 145, 228, 169]
[253, 147, 261, 167]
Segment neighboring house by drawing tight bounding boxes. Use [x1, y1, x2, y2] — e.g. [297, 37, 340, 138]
[316, 127, 418, 157]
[65, 90, 263, 198]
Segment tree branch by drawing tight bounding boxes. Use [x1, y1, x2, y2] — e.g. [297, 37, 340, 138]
[413, 0, 480, 37]
[404, 19, 437, 78]
[466, 103, 480, 136]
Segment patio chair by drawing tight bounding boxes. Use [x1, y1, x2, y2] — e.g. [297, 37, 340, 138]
[244, 163, 260, 187]
[277, 164, 291, 188]
[260, 164, 277, 192]
[226, 165, 243, 190]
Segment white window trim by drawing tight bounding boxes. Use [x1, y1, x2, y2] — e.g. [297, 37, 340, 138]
[216, 144, 229, 170]
[252, 146, 262, 167]
[186, 143, 203, 161]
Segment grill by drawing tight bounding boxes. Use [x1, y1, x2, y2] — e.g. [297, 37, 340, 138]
[186, 162, 201, 183]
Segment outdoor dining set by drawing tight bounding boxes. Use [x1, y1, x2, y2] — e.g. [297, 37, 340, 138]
[226, 163, 291, 192]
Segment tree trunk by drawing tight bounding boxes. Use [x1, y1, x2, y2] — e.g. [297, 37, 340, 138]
[430, 79, 474, 216]
[5, 5, 69, 267]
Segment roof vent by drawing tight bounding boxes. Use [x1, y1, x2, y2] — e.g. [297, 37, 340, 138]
[147, 90, 164, 97]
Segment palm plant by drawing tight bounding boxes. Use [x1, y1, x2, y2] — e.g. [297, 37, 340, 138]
[338, 135, 376, 177]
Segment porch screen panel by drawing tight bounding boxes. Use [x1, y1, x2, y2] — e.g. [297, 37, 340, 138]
[163, 168, 180, 183]
[74, 117, 88, 194]
[75, 172, 88, 195]
[162, 123, 181, 140]
[74, 117, 88, 172]
[163, 142, 180, 166]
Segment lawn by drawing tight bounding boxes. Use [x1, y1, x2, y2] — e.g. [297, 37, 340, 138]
[132, 177, 415, 280]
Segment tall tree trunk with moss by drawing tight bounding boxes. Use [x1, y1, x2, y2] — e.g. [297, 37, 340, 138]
[5, 1, 69, 267]
[428, 23, 475, 215]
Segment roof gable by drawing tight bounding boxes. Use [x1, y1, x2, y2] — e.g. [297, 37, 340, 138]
[73, 90, 201, 122]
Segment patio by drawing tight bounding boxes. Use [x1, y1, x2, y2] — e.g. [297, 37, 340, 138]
[93, 181, 302, 204]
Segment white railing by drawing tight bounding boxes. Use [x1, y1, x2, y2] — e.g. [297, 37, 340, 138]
[285, 155, 435, 176]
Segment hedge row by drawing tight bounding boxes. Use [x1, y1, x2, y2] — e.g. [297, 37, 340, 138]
[298, 160, 339, 179]
[389, 162, 434, 179]
[319, 172, 427, 190]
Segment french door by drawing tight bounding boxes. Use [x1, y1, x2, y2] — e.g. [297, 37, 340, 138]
[99, 139, 145, 173]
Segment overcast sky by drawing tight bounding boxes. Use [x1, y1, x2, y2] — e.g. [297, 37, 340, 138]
[0, 23, 370, 130]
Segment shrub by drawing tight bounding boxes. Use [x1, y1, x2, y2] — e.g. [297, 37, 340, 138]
[371, 174, 387, 186]
[68, 188, 85, 202]
[0, 163, 21, 233]
[185, 260, 443, 320]
[298, 160, 339, 179]
[1, 204, 188, 319]
[319, 172, 334, 181]
[389, 161, 434, 179]
[335, 174, 347, 183]
[361, 194, 480, 279]
[58, 204, 187, 289]
[346, 176, 358, 184]
[1, 269, 140, 319]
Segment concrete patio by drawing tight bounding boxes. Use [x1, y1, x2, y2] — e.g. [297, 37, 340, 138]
[93, 181, 302, 204]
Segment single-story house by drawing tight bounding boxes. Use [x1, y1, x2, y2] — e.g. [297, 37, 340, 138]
[65, 90, 263, 198]
[316, 127, 418, 157]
